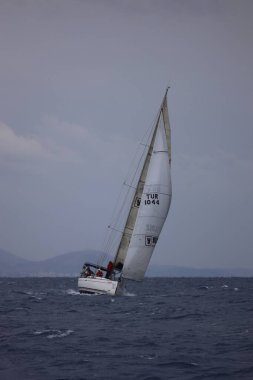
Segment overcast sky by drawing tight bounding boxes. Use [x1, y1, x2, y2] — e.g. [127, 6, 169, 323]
[0, 0, 253, 270]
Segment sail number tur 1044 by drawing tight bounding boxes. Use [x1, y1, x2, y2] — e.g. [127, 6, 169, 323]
[134, 193, 160, 208]
[144, 193, 159, 205]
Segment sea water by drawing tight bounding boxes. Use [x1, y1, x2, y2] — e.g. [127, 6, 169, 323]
[0, 277, 253, 380]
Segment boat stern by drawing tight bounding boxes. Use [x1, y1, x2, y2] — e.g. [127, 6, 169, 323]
[78, 276, 118, 295]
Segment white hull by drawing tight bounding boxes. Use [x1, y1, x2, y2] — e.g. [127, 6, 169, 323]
[78, 276, 119, 295]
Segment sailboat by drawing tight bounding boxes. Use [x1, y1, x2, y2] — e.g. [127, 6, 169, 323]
[78, 88, 172, 295]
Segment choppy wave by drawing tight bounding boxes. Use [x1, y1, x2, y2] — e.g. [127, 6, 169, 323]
[66, 288, 80, 295]
[34, 329, 74, 339]
[122, 289, 136, 297]
[1, 277, 253, 380]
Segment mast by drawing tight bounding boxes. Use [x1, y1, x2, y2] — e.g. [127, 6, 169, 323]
[162, 87, 171, 164]
[113, 89, 171, 271]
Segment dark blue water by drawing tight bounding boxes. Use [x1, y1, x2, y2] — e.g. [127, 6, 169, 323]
[0, 277, 253, 380]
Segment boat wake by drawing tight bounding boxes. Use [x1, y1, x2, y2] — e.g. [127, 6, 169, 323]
[66, 289, 80, 296]
[122, 289, 136, 297]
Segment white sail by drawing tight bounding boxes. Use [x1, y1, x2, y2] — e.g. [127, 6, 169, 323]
[113, 124, 157, 270]
[122, 102, 172, 281]
[78, 89, 172, 295]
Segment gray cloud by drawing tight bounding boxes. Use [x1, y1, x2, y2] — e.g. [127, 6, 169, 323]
[0, 0, 253, 270]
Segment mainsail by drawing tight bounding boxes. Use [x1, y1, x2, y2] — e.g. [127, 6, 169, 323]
[114, 89, 172, 280]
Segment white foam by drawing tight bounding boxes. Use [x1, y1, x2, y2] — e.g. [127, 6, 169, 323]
[34, 329, 50, 335]
[26, 291, 45, 300]
[31, 295, 42, 301]
[47, 330, 74, 339]
[66, 289, 80, 295]
[34, 329, 74, 339]
[122, 290, 136, 297]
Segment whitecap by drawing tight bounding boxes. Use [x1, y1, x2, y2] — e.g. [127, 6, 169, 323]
[138, 354, 155, 360]
[122, 290, 136, 297]
[66, 289, 80, 295]
[25, 291, 45, 300]
[80, 293, 99, 296]
[30, 295, 42, 301]
[33, 329, 50, 335]
[33, 329, 74, 339]
[47, 329, 74, 339]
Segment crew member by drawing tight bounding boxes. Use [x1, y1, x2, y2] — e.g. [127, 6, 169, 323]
[96, 269, 103, 277]
[105, 261, 114, 279]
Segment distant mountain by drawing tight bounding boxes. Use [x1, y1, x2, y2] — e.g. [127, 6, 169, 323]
[146, 263, 253, 277]
[0, 249, 31, 276]
[0, 248, 102, 277]
[0, 248, 252, 277]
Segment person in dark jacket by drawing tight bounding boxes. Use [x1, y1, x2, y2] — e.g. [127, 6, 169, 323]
[105, 261, 114, 279]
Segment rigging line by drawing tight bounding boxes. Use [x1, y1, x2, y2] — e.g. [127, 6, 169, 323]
[101, 96, 163, 262]
[104, 218, 125, 254]
[108, 176, 135, 227]
[101, 186, 125, 250]
[109, 183, 133, 227]
[123, 142, 147, 185]
[140, 142, 150, 147]
[104, 193, 130, 252]
[128, 111, 159, 191]
[108, 225, 124, 234]
[108, 225, 133, 237]
[98, 231, 118, 266]
[101, 149, 143, 251]
[112, 110, 161, 259]
[109, 192, 132, 248]
[103, 106, 158, 236]
[123, 182, 137, 190]
[113, 144, 156, 262]
[122, 116, 156, 184]
[100, 182, 133, 253]
[100, 180, 135, 258]
[121, 103, 159, 188]
[126, 117, 156, 188]
[104, 226, 118, 250]
[104, 210, 128, 261]
[99, 221, 122, 265]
